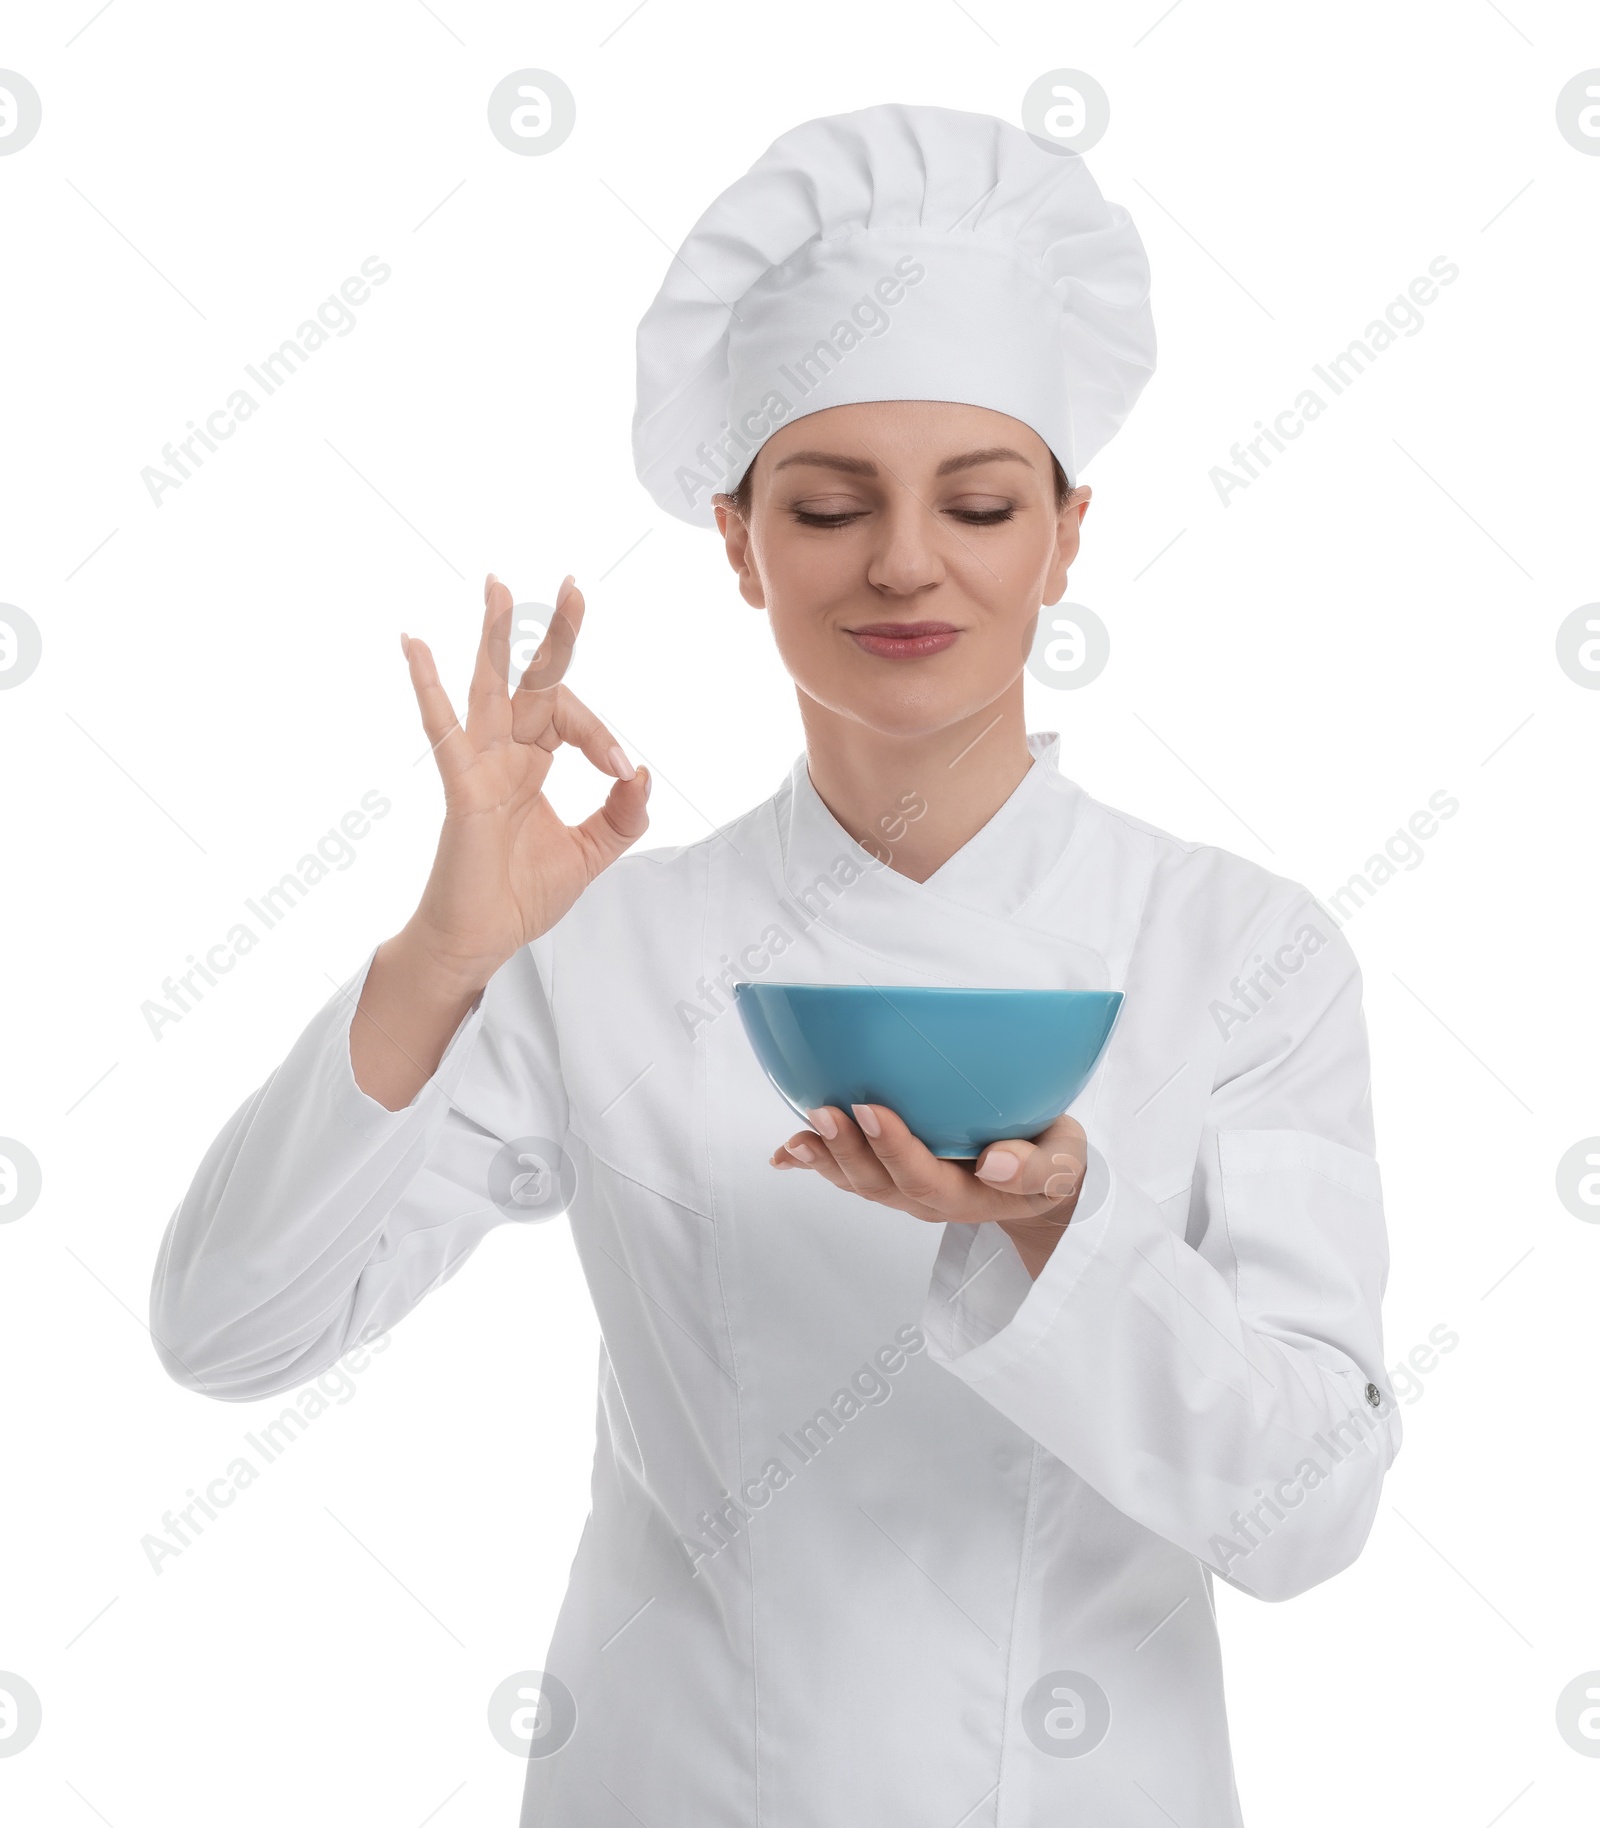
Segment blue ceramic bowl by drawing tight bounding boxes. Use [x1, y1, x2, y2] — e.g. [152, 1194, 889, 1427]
[734, 983, 1124, 1159]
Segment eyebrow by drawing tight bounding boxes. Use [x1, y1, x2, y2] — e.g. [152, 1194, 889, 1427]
[769, 445, 1034, 478]
[934, 446, 1033, 476]
[770, 450, 877, 476]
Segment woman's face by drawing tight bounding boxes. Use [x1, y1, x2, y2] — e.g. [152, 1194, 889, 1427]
[714, 399, 1089, 740]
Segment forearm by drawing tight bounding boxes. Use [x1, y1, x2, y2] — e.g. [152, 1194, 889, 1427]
[350, 924, 488, 1110]
[925, 1150, 1399, 1599]
[150, 944, 534, 1399]
[152, 956, 484, 1397]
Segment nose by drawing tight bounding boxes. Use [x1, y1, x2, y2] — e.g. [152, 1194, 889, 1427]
[864, 483, 946, 598]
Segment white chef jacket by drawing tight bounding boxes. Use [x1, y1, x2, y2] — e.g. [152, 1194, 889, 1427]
[150, 732, 1400, 1827]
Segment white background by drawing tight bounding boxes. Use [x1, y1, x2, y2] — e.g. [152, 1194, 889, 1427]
[2, 1, 1597, 1822]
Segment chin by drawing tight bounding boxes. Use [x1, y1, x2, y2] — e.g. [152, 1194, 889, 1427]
[825, 679, 1002, 741]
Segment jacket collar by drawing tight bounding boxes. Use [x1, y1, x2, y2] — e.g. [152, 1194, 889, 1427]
[760, 731, 1123, 991]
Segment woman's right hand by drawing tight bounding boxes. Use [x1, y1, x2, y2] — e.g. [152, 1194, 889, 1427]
[351, 573, 648, 1108]
[400, 571, 650, 995]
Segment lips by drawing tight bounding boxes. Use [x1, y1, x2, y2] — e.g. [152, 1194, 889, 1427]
[847, 621, 961, 659]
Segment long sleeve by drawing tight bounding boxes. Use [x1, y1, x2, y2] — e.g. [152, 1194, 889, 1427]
[921, 892, 1400, 1602]
[149, 943, 567, 1402]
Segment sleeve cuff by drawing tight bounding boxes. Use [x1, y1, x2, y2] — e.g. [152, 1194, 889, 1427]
[923, 1143, 1115, 1375]
[331, 946, 490, 1121]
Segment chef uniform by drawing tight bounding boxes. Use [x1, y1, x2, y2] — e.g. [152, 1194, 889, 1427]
[151, 105, 1399, 1827]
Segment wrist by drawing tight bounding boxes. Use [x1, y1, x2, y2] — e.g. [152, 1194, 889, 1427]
[997, 1216, 1069, 1280]
[379, 924, 501, 1012]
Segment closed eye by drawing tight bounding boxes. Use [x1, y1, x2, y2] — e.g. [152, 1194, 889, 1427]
[791, 504, 1018, 529]
[792, 508, 869, 527]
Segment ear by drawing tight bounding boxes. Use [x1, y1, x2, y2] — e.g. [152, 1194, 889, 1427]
[713, 495, 767, 609]
[1042, 484, 1092, 607]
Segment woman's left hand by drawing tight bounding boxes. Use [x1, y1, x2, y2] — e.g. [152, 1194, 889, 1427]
[770, 1104, 1088, 1279]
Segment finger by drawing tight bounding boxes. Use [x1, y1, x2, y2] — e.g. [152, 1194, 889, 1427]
[848, 1103, 966, 1208]
[567, 766, 652, 880]
[513, 682, 630, 780]
[805, 1107, 897, 1198]
[464, 577, 514, 746]
[975, 1113, 1088, 1202]
[513, 576, 584, 699]
[401, 633, 476, 785]
[771, 1131, 821, 1168]
[774, 1128, 857, 1194]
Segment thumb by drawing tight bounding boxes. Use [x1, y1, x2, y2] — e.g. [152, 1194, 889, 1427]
[974, 1113, 1086, 1201]
[571, 766, 651, 878]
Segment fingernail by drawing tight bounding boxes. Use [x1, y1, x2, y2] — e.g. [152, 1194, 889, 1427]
[641, 767, 652, 801]
[850, 1104, 882, 1138]
[400, 632, 410, 657]
[607, 744, 637, 782]
[787, 1141, 815, 1163]
[555, 573, 575, 610]
[976, 1151, 1019, 1183]
[807, 1108, 838, 1140]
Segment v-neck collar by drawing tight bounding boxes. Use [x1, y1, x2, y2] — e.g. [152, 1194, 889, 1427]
[779, 730, 1083, 921]
[748, 729, 1129, 993]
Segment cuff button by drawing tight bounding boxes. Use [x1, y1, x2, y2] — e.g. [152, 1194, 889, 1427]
[1365, 1382, 1382, 1407]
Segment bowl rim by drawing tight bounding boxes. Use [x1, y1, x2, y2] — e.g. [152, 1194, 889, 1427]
[732, 982, 1123, 1001]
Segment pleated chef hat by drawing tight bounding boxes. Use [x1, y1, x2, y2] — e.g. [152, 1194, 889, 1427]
[633, 102, 1156, 529]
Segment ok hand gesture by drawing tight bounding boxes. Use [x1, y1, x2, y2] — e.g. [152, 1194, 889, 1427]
[353, 573, 649, 1109]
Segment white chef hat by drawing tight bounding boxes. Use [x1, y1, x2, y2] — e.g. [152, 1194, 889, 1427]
[633, 102, 1156, 529]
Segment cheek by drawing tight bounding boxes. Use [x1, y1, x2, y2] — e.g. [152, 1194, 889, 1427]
[752, 531, 858, 656]
[956, 530, 1054, 633]
[754, 521, 857, 595]
[763, 597, 845, 698]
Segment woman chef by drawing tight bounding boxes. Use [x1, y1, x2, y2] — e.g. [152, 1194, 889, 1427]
[151, 104, 1400, 1826]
